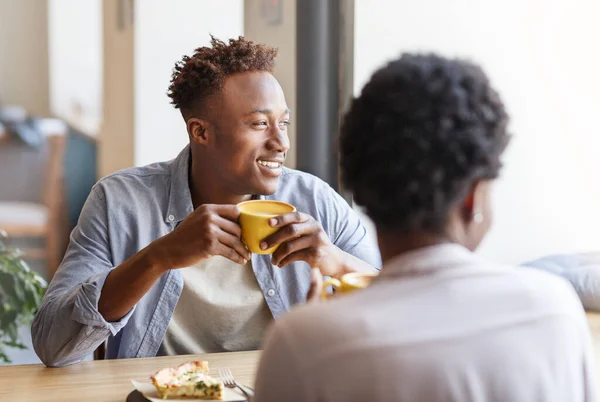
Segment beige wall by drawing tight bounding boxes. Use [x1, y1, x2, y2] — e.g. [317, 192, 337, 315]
[244, 0, 297, 168]
[0, 0, 50, 116]
[98, 0, 135, 177]
[355, 0, 600, 263]
[133, 0, 243, 167]
[99, 0, 244, 178]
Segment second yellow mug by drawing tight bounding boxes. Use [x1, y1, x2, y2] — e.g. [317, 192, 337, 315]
[237, 199, 296, 255]
[322, 272, 378, 299]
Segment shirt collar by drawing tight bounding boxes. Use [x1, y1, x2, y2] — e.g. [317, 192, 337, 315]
[165, 145, 268, 224]
[166, 145, 194, 223]
[379, 243, 481, 280]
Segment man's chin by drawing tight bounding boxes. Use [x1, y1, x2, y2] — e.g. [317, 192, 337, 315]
[250, 179, 280, 197]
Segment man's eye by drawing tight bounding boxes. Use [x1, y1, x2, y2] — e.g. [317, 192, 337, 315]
[280, 121, 291, 127]
[253, 121, 268, 127]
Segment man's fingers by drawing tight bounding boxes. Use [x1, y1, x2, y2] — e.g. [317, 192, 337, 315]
[274, 248, 314, 269]
[271, 236, 314, 267]
[217, 230, 251, 262]
[261, 220, 319, 251]
[215, 242, 249, 265]
[213, 215, 242, 238]
[203, 204, 241, 221]
[268, 211, 309, 228]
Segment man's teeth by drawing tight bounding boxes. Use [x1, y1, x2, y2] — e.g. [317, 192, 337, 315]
[258, 160, 281, 168]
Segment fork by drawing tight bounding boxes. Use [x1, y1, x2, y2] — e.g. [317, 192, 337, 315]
[218, 367, 254, 400]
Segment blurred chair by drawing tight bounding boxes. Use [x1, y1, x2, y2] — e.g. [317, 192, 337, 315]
[0, 117, 69, 278]
[94, 342, 106, 360]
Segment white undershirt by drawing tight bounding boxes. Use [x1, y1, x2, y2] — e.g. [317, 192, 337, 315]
[158, 256, 273, 356]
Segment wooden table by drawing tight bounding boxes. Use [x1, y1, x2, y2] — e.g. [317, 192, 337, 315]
[588, 312, 600, 354]
[0, 350, 260, 402]
[3, 313, 600, 401]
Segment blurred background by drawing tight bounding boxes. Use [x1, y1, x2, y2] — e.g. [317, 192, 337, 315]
[0, 0, 599, 363]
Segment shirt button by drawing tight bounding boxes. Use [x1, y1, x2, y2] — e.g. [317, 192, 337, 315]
[267, 289, 276, 297]
[168, 215, 175, 222]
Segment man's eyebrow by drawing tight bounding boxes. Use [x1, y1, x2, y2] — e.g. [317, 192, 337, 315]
[245, 108, 291, 116]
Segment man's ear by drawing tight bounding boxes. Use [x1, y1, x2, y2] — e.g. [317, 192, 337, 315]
[187, 117, 211, 144]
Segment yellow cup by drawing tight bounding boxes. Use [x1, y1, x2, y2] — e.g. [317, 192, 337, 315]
[237, 200, 296, 255]
[322, 272, 378, 299]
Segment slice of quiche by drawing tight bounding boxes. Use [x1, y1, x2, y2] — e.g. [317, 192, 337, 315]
[150, 361, 224, 400]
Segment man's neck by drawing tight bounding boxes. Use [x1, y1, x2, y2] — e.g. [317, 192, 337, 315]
[189, 155, 252, 208]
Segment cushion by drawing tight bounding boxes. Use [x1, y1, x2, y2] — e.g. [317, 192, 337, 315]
[0, 202, 49, 227]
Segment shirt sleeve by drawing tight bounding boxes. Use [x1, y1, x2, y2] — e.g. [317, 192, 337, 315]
[253, 320, 309, 402]
[320, 183, 382, 269]
[522, 254, 600, 311]
[31, 184, 135, 367]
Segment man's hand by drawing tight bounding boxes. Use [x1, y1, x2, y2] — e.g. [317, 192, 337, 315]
[260, 211, 344, 277]
[99, 204, 250, 322]
[152, 204, 251, 269]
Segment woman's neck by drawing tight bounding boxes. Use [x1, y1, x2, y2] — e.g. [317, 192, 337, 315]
[377, 231, 452, 265]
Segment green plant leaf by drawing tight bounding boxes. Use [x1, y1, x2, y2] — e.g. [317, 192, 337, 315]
[4, 340, 26, 349]
[0, 308, 18, 330]
[5, 323, 19, 343]
[18, 259, 31, 273]
[0, 349, 10, 364]
[23, 280, 38, 311]
[0, 271, 19, 303]
[0, 237, 47, 360]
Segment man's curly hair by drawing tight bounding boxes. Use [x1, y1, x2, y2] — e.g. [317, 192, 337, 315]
[340, 53, 510, 234]
[168, 36, 278, 116]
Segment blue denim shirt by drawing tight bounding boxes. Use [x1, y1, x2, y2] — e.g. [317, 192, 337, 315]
[523, 254, 600, 312]
[31, 146, 381, 367]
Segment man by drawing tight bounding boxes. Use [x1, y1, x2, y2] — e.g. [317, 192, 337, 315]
[254, 54, 597, 401]
[32, 36, 380, 367]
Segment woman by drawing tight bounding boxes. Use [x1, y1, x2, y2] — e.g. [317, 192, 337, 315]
[253, 53, 597, 402]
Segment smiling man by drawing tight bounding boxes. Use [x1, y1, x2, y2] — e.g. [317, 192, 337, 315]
[31, 36, 380, 367]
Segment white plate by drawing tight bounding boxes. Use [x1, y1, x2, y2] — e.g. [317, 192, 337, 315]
[131, 380, 246, 401]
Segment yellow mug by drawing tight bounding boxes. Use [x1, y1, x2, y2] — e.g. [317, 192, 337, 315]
[322, 272, 378, 299]
[237, 200, 296, 255]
